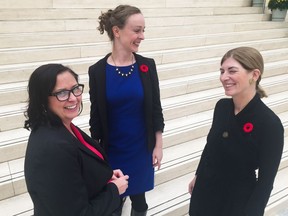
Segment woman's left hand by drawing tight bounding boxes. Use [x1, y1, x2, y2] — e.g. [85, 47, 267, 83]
[111, 169, 125, 179]
[153, 146, 163, 170]
[153, 131, 163, 170]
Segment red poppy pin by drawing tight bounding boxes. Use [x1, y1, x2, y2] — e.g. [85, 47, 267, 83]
[140, 64, 149, 73]
[243, 122, 253, 133]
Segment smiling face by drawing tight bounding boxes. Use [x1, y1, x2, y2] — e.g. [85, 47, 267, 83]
[220, 57, 255, 98]
[113, 13, 145, 53]
[48, 71, 82, 128]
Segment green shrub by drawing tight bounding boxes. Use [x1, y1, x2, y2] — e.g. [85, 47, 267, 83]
[268, 0, 288, 10]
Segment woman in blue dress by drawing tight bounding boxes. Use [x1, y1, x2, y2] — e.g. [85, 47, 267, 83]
[88, 5, 165, 216]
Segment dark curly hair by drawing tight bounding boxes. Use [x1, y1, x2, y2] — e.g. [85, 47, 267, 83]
[24, 64, 81, 131]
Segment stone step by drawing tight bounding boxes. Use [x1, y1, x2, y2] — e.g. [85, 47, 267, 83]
[0, 33, 288, 83]
[0, 68, 288, 131]
[0, 13, 271, 34]
[162, 137, 288, 187]
[149, 46, 288, 67]
[116, 142, 288, 216]
[0, 85, 286, 165]
[0, 157, 26, 201]
[0, 0, 53, 9]
[1, 37, 288, 85]
[0, 193, 33, 216]
[1, 15, 281, 49]
[2, 71, 287, 154]
[150, 137, 288, 215]
[75, 108, 288, 161]
[264, 187, 288, 216]
[0, 51, 287, 105]
[1, 96, 288, 201]
[0, 138, 287, 216]
[159, 66, 288, 99]
[146, 21, 288, 39]
[146, 14, 270, 27]
[1, 82, 288, 163]
[1, 30, 288, 66]
[146, 165, 288, 216]
[0, 32, 288, 83]
[4, 151, 286, 216]
[160, 0, 252, 8]
[149, 118, 288, 216]
[0, 0, 252, 10]
[0, 119, 287, 210]
[0, 7, 262, 21]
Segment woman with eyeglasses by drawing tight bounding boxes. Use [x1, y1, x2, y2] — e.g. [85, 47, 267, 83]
[24, 63, 129, 216]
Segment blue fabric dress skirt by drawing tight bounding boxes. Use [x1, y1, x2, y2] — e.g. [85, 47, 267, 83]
[105, 63, 154, 197]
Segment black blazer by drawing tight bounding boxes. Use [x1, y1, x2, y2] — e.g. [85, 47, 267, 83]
[88, 53, 165, 151]
[24, 124, 120, 216]
[194, 94, 284, 216]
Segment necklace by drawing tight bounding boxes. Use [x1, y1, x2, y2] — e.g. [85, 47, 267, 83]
[111, 54, 134, 77]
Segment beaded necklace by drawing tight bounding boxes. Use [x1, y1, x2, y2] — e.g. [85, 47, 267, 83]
[111, 54, 134, 77]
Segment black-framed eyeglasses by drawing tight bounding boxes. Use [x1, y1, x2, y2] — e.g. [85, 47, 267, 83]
[50, 84, 84, 101]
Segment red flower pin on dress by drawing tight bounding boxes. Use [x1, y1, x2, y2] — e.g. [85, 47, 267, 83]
[140, 64, 149, 73]
[243, 122, 253, 133]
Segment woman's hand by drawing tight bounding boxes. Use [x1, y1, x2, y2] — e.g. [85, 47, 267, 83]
[111, 169, 124, 179]
[153, 131, 163, 170]
[188, 175, 197, 195]
[110, 169, 129, 195]
[153, 146, 163, 170]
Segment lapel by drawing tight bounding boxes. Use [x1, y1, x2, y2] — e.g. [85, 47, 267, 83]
[134, 53, 151, 115]
[95, 54, 109, 134]
[80, 129, 109, 160]
[73, 126, 109, 163]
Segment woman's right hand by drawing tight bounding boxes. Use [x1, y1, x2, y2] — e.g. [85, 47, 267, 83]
[110, 171, 129, 195]
[188, 175, 197, 195]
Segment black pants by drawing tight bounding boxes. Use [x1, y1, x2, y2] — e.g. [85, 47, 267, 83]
[130, 193, 148, 212]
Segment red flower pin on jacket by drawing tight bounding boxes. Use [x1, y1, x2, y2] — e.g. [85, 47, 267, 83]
[140, 64, 149, 73]
[243, 122, 253, 133]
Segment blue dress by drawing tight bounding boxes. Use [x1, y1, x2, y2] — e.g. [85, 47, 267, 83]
[105, 63, 154, 196]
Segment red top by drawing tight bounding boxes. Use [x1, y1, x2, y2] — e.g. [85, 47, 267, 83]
[71, 123, 104, 160]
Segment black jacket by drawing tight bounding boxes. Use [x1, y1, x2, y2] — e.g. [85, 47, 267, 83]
[24, 124, 120, 216]
[88, 53, 165, 151]
[191, 94, 284, 216]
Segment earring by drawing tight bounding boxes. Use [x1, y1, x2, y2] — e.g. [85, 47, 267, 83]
[249, 79, 254, 85]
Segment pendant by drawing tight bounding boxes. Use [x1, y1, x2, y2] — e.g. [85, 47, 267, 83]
[222, 131, 229, 138]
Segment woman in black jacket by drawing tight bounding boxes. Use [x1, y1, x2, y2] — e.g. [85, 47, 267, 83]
[188, 47, 284, 216]
[88, 5, 165, 216]
[24, 63, 129, 216]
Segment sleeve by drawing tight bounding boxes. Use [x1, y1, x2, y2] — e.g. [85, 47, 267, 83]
[196, 99, 222, 175]
[88, 65, 102, 141]
[25, 137, 120, 216]
[195, 144, 208, 175]
[245, 117, 284, 216]
[148, 58, 165, 132]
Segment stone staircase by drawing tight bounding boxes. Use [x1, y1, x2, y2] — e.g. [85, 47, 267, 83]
[1, 0, 288, 215]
